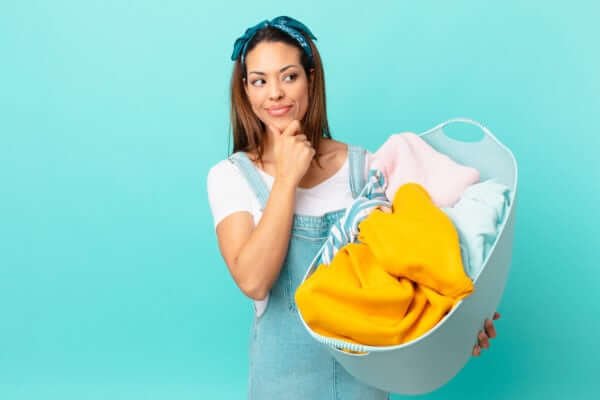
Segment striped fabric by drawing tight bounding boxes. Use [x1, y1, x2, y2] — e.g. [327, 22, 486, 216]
[319, 169, 390, 265]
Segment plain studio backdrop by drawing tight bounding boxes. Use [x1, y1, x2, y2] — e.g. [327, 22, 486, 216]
[1, 1, 598, 399]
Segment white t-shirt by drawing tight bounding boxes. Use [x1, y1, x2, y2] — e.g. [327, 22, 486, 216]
[207, 150, 372, 317]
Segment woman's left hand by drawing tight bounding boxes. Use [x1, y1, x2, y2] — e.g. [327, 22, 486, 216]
[472, 312, 500, 357]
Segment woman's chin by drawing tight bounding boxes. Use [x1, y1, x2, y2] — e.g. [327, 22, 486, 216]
[266, 118, 293, 133]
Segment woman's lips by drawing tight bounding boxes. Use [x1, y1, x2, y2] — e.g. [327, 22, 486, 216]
[266, 105, 292, 117]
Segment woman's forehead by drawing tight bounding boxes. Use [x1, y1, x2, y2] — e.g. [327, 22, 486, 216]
[245, 41, 302, 73]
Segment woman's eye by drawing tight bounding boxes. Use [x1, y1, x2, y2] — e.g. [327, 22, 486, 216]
[285, 73, 298, 82]
[252, 79, 265, 87]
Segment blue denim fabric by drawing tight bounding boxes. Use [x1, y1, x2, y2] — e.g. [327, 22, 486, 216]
[228, 145, 390, 400]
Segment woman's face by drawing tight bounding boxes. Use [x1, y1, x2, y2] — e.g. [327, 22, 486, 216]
[244, 41, 313, 133]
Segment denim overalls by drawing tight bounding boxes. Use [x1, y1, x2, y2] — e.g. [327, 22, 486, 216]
[228, 145, 390, 400]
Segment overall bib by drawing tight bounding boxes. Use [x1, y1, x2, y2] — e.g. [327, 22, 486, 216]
[228, 145, 390, 400]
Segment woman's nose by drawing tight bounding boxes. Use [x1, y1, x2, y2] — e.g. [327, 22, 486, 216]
[268, 82, 284, 100]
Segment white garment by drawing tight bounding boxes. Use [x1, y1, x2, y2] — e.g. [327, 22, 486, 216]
[207, 150, 371, 317]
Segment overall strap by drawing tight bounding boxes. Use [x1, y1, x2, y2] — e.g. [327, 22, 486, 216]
[347, 144, 367, 199]
[227, 152, 270, 210]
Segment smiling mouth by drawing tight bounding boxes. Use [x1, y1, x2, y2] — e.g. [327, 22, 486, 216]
[266, 105, 293, 117]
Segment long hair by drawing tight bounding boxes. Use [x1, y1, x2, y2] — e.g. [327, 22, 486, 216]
[229, 26, 331, 166]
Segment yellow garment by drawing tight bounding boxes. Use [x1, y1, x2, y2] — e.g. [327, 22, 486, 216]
[295, 183, 474, 346]
[358, 183, 474, 299]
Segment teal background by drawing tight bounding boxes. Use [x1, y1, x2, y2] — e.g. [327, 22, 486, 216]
[1, 1, 598, 399]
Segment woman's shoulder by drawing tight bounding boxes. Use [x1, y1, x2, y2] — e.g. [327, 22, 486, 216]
[206, 157, 247, 190]
[206, 156, 257, 206]
[320, 138, 371, 159]
[206, 156, 260, 228]
[315, 139, 347, 168]
[318, 138, 353, 158]
[208, 157, 235, 178]
[322, 139, 372, 181]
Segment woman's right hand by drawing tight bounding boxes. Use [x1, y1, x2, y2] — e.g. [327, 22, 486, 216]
[269, 120, 315, 188]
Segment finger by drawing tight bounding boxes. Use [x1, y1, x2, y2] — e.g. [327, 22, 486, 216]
[282, 120, 301, 137]
[306, 144, 315, 156]
[478, 330, 490, 349]
[485, 319, 497, 339]
[295, 134, 308, 143]
[472, 345, 481, 357]
[493, 312, 501, 320]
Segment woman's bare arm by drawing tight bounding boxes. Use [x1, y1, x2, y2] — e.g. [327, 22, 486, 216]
[215, 178, 296, 300]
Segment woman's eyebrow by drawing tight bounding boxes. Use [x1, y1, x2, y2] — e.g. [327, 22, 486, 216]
[248, 64, 298, 75]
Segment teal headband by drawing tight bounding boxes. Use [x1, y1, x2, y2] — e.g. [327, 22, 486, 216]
[231, 16, 318, 68]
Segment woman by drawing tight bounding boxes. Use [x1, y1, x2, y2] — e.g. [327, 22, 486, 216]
[207, 16, 500, 399]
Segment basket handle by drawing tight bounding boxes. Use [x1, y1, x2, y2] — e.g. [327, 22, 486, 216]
[421, 117, 505, 148]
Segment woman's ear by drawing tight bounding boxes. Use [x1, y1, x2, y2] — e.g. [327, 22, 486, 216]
[243, 77, 248, 95]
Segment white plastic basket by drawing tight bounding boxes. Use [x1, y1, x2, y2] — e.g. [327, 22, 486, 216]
[297, 118, 518, 395]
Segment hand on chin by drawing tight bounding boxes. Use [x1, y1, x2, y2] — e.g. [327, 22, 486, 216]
[265, 103, 299, 134]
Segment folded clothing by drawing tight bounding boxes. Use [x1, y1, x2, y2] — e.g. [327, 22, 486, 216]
[442, 179, 512, 279]
[371, 133, 480, 207]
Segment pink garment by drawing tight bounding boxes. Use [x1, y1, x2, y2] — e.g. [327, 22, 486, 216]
[371, 133, 480, 207]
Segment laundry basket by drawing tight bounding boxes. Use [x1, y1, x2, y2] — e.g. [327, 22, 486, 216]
[297, 118, 518, 395]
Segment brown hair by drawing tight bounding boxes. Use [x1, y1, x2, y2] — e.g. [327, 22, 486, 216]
[229, 26, 332, 167]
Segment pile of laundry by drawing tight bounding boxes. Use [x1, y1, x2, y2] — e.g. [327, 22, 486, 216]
[295, 133, 512, 347]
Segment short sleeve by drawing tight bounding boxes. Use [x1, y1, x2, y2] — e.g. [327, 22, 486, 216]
[206, 159, 260, 229]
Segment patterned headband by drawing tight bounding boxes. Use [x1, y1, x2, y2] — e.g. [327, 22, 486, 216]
[231, 16, 318, 67]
